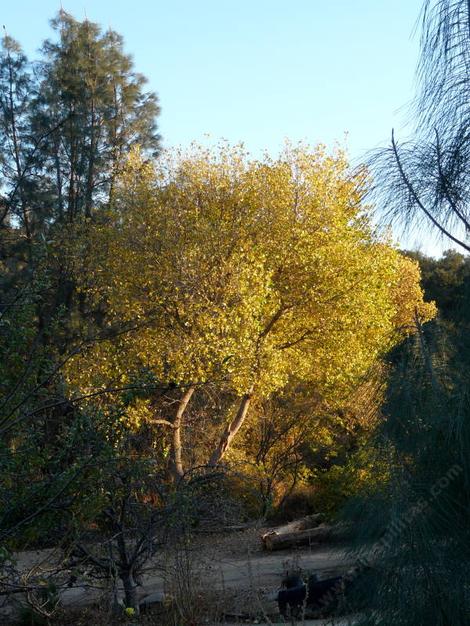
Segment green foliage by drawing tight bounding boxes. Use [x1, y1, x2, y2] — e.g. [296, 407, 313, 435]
[0, 10, 162, 556]
[345, 306, 470, 625]
[405, 248, 470, 324]
[0, 10, 160, 231]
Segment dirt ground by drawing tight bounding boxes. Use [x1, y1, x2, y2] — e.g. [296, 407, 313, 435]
[5, 525, 358, 624]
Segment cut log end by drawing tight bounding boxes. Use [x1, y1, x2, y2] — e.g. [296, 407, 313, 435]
[262, 524, 334, 551]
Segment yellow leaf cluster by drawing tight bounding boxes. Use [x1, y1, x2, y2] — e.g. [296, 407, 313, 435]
[66, 142, 435, 422]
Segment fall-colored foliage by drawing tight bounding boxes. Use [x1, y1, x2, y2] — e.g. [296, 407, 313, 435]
[67, 142, 435, 471]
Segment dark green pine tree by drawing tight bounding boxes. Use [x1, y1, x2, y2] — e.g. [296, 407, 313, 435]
[0, 10, 160, 234]
[33, 10, 161, 225]
[0, 34, 34, 238]
[405, 250, 470, 325]
[345, 307, 470, 625]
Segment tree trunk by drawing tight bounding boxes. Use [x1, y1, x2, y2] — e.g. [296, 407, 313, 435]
[116, 519, 140, 614]
[121, 569, 139, 614]
[170, 385, 195, 479]
[7, 51, 32, 249]
[85, 97, 96, 218]
[209, 388, 253, 466]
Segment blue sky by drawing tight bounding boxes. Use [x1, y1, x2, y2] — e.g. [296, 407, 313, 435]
[2, 1, 423, 158]
[3, 1, 452, 254]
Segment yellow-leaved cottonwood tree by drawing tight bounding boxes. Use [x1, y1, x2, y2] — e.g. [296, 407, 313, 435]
[68, 142, 435, 476]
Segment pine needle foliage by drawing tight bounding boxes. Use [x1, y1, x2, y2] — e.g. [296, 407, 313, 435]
[369, 0, 470, 252]
[345, 2, 470, 623]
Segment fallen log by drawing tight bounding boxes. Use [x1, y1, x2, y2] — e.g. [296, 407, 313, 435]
[260, 513, 325, 543]
[262, 523, 334, 551]
[271, 513, 325, 535]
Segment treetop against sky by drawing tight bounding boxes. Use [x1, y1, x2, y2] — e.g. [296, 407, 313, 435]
[4, 1, 422, 159]
[4, 0, 453, 255]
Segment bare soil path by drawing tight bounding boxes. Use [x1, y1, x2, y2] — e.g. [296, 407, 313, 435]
[6, 527, 357, 624]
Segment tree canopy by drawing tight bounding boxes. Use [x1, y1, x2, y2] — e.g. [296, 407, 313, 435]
[67, 142, 435, 470]
[0, 10, 160, 237]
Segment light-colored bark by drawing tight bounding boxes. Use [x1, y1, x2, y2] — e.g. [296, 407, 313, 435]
[171, 385, 195, 478]
[209, 388, 253, 466]
[262, 525, 335, 551]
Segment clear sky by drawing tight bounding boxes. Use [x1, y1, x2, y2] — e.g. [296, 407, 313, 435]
[3, 1, 452, 254]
